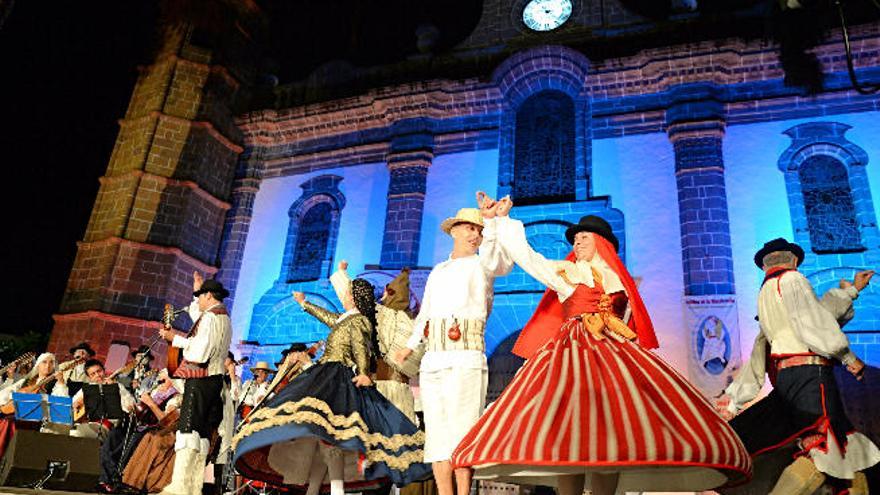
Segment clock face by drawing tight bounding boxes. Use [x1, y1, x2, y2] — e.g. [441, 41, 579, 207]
[522, 0, 573, 32]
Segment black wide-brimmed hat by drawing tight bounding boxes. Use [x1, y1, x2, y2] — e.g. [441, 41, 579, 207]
[131, 345, 154, 360]
[193, 279, 230, 300]
[565, 215, 619, 251]
[69, 342, 96, 356]
[754, 238, 805, 268]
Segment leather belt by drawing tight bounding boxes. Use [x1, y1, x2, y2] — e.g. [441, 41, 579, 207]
[374, 359, 408, 383]
[775, 355, 832, 370]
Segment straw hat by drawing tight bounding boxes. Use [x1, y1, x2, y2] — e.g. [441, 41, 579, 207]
[250, 361, 276, 374]
[440, 208, 484, 234]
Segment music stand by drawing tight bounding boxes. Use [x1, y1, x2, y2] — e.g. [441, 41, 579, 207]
[82, 384, 124, 421]
[47, 395, 73, 426]
[11, 392, 43, 422]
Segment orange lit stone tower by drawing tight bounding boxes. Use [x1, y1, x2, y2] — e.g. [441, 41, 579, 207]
[47, 16, 257, 364]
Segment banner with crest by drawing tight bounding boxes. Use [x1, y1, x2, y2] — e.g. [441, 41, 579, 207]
[683, 294, 742, 398]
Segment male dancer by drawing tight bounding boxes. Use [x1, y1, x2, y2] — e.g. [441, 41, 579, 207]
[718, 238, 880, 494]
[395, 194, 512, 495]
[159, 272, 233, 495]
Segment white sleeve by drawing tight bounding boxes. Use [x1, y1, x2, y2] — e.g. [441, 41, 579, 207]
[187, 297, 200, 322]
[51, 380, 69, 397]
[781, 273, 859, 365]
[495, 216, 574, 300]
[820, 286, 858, 327]
[724, 330, 768, 413]
[172, 312, 218, 364]
[478, 217, 515, 277]
[407, 277, 433, 350]
[0, 378, 24, 405]
[330, 269, 352, 306]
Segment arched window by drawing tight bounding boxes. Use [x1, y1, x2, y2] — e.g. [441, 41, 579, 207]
[513, 90, 575, 205]
[289, 202, 333, 281]
[799, 155, 862, 253]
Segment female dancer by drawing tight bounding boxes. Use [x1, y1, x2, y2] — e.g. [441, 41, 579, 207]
[452, 196, 751, 495]
[233, 278, 430, 495]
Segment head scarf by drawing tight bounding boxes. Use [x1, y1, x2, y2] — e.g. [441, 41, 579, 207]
[25, 352, 56, 381]
[351, 278, 380, 370]
[511, 235, 659, 359]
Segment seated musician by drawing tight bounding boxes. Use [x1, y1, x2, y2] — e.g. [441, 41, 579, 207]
[0, 352, 68, 404]
[117, 345, 157, 396]
[0, 353, 66, 459]
[64, 342, 97, 393]
[97, 368, 181, 493]
[66, 359, 135, 444]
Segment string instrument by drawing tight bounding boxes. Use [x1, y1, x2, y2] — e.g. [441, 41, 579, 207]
[163, 303, 185, 376]
[1, 359, 77, 415]
[0, 352, 35, 381]
[133, 381, 177, 426]
[242, 341, 323, 423]
[107, 360, 138, 381]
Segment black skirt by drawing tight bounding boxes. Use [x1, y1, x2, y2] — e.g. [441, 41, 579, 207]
[233, 362, 430, 487]
[179, 374, 225, 439]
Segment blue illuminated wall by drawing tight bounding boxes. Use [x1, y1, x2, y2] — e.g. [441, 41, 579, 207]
[225, 46, 880, 380]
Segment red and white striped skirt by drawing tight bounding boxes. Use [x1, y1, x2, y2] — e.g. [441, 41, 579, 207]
[451, 317, 751, 492]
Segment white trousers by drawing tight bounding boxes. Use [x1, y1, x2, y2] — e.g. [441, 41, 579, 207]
[419, 366, 488, 463]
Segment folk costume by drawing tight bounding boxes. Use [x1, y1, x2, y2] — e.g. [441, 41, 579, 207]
[723, 238, 880, 494]
[401, 208, 513, 464]
[161, 279, 233, 495]
[331, 266, 420, 424]
[232, 278, 430, 494]
[451, 215, 751, 493]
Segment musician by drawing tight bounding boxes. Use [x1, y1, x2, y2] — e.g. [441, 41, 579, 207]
[65, 342, 97, 387]
[215, 352, 243, 495]
[121, 371, 184, 492]
[68, 359, 137, 417]
[0, 353, 66, 459]
[157, 272, 232, 495]
[117, 345, 157, 396]
[97, 368, 180, 493]
[239, 361, 274, 415]
[0, 352, 67, 405]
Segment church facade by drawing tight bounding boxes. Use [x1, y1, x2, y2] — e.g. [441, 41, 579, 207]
[48, 2, 880, 411]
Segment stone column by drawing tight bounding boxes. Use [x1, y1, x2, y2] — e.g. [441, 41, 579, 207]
[378, 129, 433, 269]
[666, 85, 740, 396]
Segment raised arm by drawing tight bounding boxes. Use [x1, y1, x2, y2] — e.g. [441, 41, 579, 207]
[294, 292, 342, 329]
[494, 215, 575, 300]
[329, 261, 352, 306]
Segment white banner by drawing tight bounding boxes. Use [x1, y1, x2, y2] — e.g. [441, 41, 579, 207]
[683, 294, 742, 398]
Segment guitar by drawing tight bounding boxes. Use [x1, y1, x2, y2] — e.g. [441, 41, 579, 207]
[0, 352, 35, 381]
[1, 359, 77, 415]
[163, 304, 184, 376]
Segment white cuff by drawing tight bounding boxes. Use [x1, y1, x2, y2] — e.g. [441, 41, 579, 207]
[840, 350, 858, 366]
[844, 285, 859, 300]
[172, 335, 189, 349]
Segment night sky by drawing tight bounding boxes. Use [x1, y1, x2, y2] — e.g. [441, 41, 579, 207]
[0, 1, 157, 336]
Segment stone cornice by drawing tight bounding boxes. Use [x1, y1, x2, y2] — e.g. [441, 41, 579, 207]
[75, 236, 221, 275]
[119, 111, 244, 154]
[99, 170, 232, 211]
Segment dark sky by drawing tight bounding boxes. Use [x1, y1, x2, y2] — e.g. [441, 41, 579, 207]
[0, 1, 157, 336]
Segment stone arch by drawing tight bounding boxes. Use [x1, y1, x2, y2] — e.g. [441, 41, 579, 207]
[778, 122, 873, 256]
[493, 46, 592, 202]
[279, 175, 346, 283]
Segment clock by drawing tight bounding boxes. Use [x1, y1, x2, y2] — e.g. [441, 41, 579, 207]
[522, 0, 573, 32]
